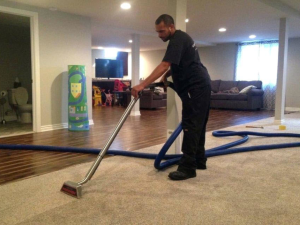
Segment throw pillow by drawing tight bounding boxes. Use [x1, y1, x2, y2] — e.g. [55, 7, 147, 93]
[239, 85, 256, 94]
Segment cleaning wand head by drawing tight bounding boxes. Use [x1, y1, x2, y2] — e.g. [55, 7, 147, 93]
[61, 181, 82, 198]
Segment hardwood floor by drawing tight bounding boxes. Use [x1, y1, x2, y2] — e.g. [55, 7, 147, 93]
[0, 106, 274, 185]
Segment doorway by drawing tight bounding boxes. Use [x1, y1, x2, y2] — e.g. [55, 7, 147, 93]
[0, 12, 32, 137]
[0, 6, 41, 137]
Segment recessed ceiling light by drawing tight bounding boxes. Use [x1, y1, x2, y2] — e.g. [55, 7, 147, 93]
[185, 19, 189, 23]
[98, 47, 104, 49]
[249, 35, 256, 39]
[49, 7, 57, 11]
[129, 40, 133, 43]
[121, 2, 131, 10]
[219, 28, 226, 32]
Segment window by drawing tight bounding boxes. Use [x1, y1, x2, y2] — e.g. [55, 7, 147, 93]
[105, 48, 118, 59]
[235, 41, 279, 109]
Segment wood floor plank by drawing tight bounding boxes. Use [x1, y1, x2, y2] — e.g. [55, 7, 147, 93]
[0, 152, 76, 168]
[0, 154, 94, 176]
[0, 107, 275, 185]
[0, 155, 96, 184]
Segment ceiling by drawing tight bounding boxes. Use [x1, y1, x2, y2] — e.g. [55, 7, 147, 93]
[3, 0, 300, 51]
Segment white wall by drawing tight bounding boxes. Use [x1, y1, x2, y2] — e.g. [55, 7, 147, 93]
[136, 44, 238, 82]
[39, 10, 92, 127]
[91, 49, 105, 78]
[286, 38, 300, 108]
[140, 50, 165, 81]
[0, 1, 92, 127]
[198, 43, 238, 80]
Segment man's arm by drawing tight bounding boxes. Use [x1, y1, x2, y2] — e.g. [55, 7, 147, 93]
[131, 61, 170, 98]
[164, 69, 172, 78]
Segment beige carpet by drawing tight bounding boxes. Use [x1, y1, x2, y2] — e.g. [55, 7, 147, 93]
[1, 113, 300, 225]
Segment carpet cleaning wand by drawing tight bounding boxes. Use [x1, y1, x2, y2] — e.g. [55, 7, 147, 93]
[61, 95, 140, 198]
[61, 82, 174, 198]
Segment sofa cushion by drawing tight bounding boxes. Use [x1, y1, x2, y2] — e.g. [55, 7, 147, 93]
[211, 93, 247, 101]
[210, 93, 230, 100]
[211, 80, 221, 93]
[226, 94, 247, 100]
[153, 94, 163, 100]
[219, 81, 238, 92]
[162, 93, 167, 99]
[237, 81, 262, 90]
[248, 89, 264, 96]
[142, 90, 152, 96]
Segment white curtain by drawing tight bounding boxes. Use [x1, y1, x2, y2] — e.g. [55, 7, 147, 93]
[235, 41, 279, 110]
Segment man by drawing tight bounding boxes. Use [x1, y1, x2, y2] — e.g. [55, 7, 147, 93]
[131, 14, 211, 180]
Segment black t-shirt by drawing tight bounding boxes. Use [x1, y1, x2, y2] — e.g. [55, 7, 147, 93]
[162, 30, 211, 95]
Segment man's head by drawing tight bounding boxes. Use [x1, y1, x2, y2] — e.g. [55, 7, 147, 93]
[155, 14, 176, 42]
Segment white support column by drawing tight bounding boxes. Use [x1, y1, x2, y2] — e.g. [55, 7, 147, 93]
[275, 18, 289, 123]
[130, 33, 141, 116]
[167, 0, 187, 154]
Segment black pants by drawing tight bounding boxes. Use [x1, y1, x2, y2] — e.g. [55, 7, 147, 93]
[178, 84, 211, 171]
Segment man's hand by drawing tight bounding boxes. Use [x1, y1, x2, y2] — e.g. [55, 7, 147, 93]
[131, 84, 144, 98]
[160, 74, 168, 86]
[131, 61, 170, 98]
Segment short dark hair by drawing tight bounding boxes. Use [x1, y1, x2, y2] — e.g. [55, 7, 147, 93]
[155, 14, 174, 26]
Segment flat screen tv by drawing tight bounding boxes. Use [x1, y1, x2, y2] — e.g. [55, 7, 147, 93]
[95, 59, 124, 79]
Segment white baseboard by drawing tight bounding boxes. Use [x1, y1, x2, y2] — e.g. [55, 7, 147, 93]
[285, 107, 300, 112]
[40, 119, 94, 132]
[40, 123, 68, 132]
[130, 110, 141, 116]
[274, 119, 285, 125]
[89, 119, 94, 125]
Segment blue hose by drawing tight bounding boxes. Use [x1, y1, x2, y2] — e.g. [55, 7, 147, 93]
[1, 125, 300, 170]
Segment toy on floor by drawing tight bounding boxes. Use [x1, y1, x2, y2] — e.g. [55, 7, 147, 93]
[279, 125, 286, 130]
[114, 79, 128, 91]
[92, 86, 102, 106]
[105, 90, 113, 106]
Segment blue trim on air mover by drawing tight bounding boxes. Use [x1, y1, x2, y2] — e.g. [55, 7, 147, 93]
[1, 124, 300, 170]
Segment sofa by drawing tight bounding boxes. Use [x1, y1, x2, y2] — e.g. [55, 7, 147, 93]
[210, 80, 264, 110]
[140, 90, 167, 109]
